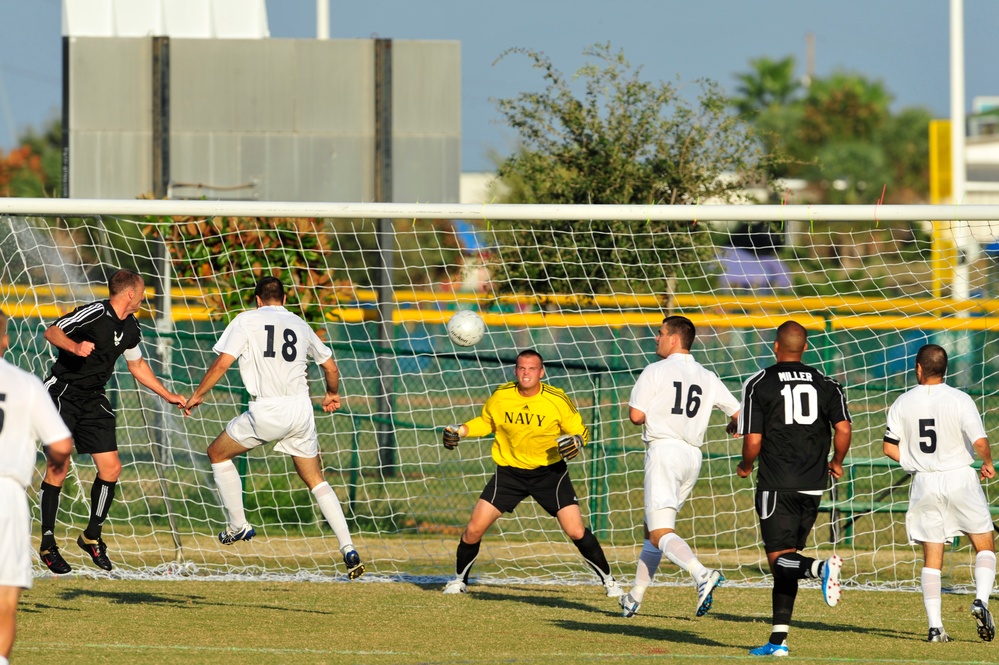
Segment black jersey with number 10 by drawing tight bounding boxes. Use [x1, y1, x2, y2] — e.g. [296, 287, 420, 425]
[739, 361, 851, 492]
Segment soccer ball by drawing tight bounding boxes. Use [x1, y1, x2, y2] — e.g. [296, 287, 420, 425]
[446, 310, 485, 347]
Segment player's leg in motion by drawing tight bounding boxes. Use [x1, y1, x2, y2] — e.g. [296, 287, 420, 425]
[75, 451, 120, 571]
[444, 499, 501, 594]
[38, 400, 75, 574]
[621, 537, 662, 617]
[207, 432, 256, 544]
[652, 525, 721, 616]
[0, 586, 21, 663]
[968, 533, 996, 642]
[557, 505, 622, 597]
[39, 471, 70, 574]
[292, 455, 364, 579]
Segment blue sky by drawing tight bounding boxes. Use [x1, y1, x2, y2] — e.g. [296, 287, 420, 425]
[2, 0, 998, 172]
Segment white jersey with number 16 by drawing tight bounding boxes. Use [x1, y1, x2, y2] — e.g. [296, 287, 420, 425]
[213, 305, 333, 400]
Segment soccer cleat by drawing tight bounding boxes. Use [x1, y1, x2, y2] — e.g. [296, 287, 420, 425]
[442, 578, 467, 595]
[695, 569, 724, 617]
[926, 627, 951, 643]
[76, 534, 113, 571]
[343, 548, 365, 580]
[604, 579, 624, 598]
[972, 599, 995, 642]
[218, 523, 255, 545]
[40, 545, 72, 574]
[749, 640, 789, 657]
[619, 592, 641, 618]
[821, 554, 843, 607]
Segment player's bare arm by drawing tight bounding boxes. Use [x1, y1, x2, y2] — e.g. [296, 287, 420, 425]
[972, 437, 996, 480]
[883, 439, 901, 463]
[126, 356, 188, 409]
[737, 433, 761, 477]
[629, 406, 646, 426]
[185, 352, 237, 414]
[44, 324, 94, 357]
[726, 413, 740, 437]
[319, 357, 341, 413]
[828, 420, 852, 479]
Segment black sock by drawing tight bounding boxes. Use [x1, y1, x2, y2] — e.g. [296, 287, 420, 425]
[84, 477, 117, 540]
[456, 538, 480, 583]
[774, 552, 819, 580]
[572, 528, 612, 583]
[39, 481, 62, 549]
[770, 576, 798, 644]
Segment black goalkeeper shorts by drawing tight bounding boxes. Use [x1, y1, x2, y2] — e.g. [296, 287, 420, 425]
[46, 379, 118, 455]
[480, 461, 579, 516]
[755, 490, 821, 553]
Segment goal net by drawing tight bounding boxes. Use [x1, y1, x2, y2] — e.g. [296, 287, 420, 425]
[2, 202, 998, 591]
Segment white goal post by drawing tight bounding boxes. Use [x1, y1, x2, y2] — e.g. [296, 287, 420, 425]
[2, 198, 998, 591]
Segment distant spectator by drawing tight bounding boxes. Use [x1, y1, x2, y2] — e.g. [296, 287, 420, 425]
[718, 222, 791, 293]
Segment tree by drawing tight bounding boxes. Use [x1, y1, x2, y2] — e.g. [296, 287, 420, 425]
[0, 118, 62, 198]
[491, 43, 775, 296]
[730, 56, 802, 118]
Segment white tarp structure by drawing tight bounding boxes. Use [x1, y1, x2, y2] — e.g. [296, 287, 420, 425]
[62, 0, 269, 39]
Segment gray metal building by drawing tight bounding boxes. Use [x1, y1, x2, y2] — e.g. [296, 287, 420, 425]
[65, 37, 461, 203]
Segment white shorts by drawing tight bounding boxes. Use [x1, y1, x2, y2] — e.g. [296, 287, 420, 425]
[0, 479, 32, 589]
[906, 466, 993, 544]
[644, 439, 703, 531]
[226, 396, 320, 458]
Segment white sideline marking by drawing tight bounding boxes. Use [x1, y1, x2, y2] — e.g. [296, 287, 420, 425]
[15, 645, 993, 664]
[17, 642, 409, 657]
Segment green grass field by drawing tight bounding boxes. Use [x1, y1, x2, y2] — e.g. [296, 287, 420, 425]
[14, 577, 997, 664]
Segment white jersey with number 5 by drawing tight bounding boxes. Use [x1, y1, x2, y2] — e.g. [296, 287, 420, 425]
[0, 358, 72, 488]
[629, 353, 739, 447]
[884, 383, 987, 473]
[214, 306, 333, 400]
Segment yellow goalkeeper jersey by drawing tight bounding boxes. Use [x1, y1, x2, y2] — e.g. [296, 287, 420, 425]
[464, 381, 590, 469]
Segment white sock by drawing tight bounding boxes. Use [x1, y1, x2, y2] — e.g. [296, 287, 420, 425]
[657, 532, 708, 583]
[0, 655, 9, 665]
[922, 567, 943, 629]
[312, 481, 354, 551]
[975, 550, 996, 606]
[631, 539, 662, 603]
[211, 460, 247, 528]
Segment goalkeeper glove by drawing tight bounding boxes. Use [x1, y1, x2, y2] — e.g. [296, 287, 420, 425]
[556, 434, 583, 461]
[442, 425, 462, 450]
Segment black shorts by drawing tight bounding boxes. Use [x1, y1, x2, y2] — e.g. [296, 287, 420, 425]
[47, 380, 117, 455]
[480, 461, 579, 516]
[755, 490, 821, 553]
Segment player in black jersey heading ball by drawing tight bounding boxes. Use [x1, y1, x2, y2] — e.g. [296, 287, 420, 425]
[736, 320, 851, 658]
[37, 269, 188, 573]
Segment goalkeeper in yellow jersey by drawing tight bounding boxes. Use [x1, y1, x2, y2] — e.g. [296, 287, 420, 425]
[440, 349, 622, 596]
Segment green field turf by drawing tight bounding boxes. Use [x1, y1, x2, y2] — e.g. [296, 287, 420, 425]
[14, 577, 997, 664]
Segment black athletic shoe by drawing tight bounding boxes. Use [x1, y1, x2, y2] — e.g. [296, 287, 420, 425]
[343, 548, 365, 580]
[972, 599, 995, 642]
[77, 534, 113, 571]
[40, 545, 72, 574]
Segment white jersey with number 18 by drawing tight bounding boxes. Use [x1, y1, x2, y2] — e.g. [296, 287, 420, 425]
[213, 306, 333, 400]
[884, 382, 987, 474]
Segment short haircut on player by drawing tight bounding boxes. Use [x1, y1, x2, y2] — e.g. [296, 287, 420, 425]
[776, 320, 807, 354]
[108, 269, 143, 296]
[516, 349, 544, 367]
[916, 343, 947, 379]
[0, 307, 7, 335]
[662, 315, 696, 350]
[254, 276, 285, 303]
